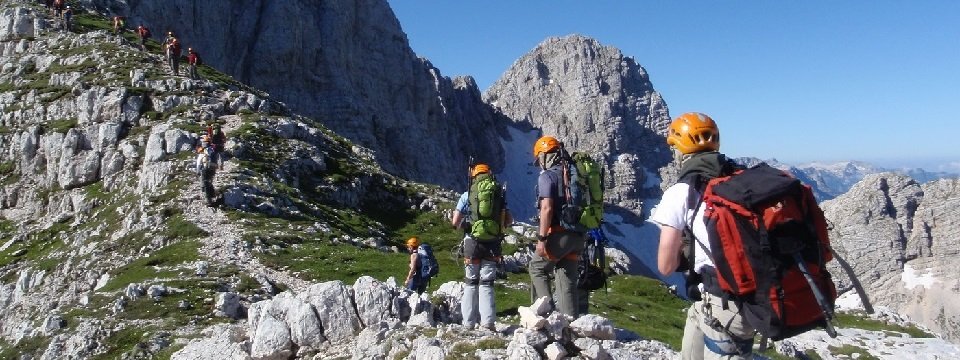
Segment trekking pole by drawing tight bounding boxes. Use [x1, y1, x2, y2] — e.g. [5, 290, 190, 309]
[792, 253, 838, 338]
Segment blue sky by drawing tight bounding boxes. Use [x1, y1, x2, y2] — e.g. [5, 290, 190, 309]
[387, 1, 960, 173]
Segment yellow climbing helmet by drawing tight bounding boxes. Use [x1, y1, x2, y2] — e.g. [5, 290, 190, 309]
[405, 237, 419, 248]
[667, 112, 720, 155]
[471, 163, 490, 177]
[532, 136, 560, 158]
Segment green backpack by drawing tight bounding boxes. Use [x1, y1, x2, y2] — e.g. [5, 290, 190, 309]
[561, 152, 604, 231]
[469, 173, 506, 241]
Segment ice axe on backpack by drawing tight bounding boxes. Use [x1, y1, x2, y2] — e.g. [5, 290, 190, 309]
[793, 253, 838, 337]
[577, 226, 609, 294]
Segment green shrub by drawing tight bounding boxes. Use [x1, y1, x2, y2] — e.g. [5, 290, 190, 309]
[828, 344, 878, 360]
[101, 240, 200, 291]
[836, 311, 933, 338]
[0, 161, 14, 175]
[46, 118, 78, 134]
[163, 214, 209, 240]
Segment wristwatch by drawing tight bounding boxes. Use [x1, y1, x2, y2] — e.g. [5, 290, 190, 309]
[537, 234, 547, 242]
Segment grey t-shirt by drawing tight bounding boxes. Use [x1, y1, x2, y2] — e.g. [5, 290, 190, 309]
[537, 167, 564, 226]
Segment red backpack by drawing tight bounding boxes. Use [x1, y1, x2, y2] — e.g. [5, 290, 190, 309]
[701, 163, 837, 340]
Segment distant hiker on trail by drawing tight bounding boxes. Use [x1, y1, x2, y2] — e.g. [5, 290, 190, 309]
[112, 16, 125, 35]
[164, 32, 176, 67]
[529, 136, 586, 318]
[136, 25, 151, 51]
[451, 162, 512, 331]
[166, 37, 182, 76]
[650, 112, 753, 359]
[60, 6, 72, 32]
[187, 47, 202, 80]
[404, 237, 438, 294]
[196, 133, 217, 206]
[52, 0, 63, 17]
[206, 123, 226, 170]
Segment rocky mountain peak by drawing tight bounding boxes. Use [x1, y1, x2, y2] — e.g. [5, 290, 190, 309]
[486, 34, 672, 217]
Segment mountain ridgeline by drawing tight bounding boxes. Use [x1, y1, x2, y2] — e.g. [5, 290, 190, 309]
[737, 157, 958, 201]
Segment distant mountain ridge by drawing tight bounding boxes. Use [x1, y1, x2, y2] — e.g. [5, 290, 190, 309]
[736, 158, 958, 201]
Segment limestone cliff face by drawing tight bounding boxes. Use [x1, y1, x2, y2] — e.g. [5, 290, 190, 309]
[823, 174, 960, 341]
[484, 35, 672, 217]
[81, 0, 504, 189]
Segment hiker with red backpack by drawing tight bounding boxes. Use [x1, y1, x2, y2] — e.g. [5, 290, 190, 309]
[451, 162, 512, 331]
[112, 16, 125, 35]
[187, 48, 202, 80]
[529, 136, 587, 318]
[652, 112, 837, 359]
[52, 0, 63, 17]
[652, 113, 751, 359]
[136, 24, 151, 51]
[165, 35, 182, 76]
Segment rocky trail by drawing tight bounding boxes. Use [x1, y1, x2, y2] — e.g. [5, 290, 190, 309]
[178, 114, 310, 294]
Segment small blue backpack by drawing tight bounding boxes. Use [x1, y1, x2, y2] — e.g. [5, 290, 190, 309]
[417, 244, 439, 280]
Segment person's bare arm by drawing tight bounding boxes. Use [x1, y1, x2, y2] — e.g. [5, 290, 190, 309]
[538, 197, 553, 238]
[657, 225, 683, 276]
[451, 210, 464, 229]
[404, 253, 417, 284]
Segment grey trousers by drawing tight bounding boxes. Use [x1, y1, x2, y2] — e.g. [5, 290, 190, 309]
[462, 259, 497, 328]
[681, 291, 756, 359]
[528, 231, 585, 317]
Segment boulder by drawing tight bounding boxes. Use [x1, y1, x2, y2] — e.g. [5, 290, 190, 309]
[571, 314, 616, 340]
[352, 276, 394, 327]
[297, 281, 361, 343]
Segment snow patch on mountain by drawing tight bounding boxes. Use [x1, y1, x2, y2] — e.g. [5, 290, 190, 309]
[901, 264, 939, 290]
[498, 125, 543, 223]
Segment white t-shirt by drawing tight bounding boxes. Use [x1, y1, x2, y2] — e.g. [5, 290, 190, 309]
[649, 182, 715, 273]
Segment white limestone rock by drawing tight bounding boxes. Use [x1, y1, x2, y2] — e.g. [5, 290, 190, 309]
[571, 314, 616, 340]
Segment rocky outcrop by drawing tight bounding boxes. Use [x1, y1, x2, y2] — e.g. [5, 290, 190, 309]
[0, 6, 428, 357]
[0, 6, 42, 41]
[181, 278, 677, 360]
[823, 173, 960, 341]
[80, 0, 505, 190]
[485, 35, 672, 219]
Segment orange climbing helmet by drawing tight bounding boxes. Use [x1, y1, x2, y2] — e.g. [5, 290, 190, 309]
[532, 136, 561, 158]
[471, 163, 490, 177]
[667, 112, 720, 155]
[406, 237, 420, 248]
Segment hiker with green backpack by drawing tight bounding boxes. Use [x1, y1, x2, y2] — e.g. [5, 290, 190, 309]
[529, 136, 605, 317]
[451, 163, 512, 331]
